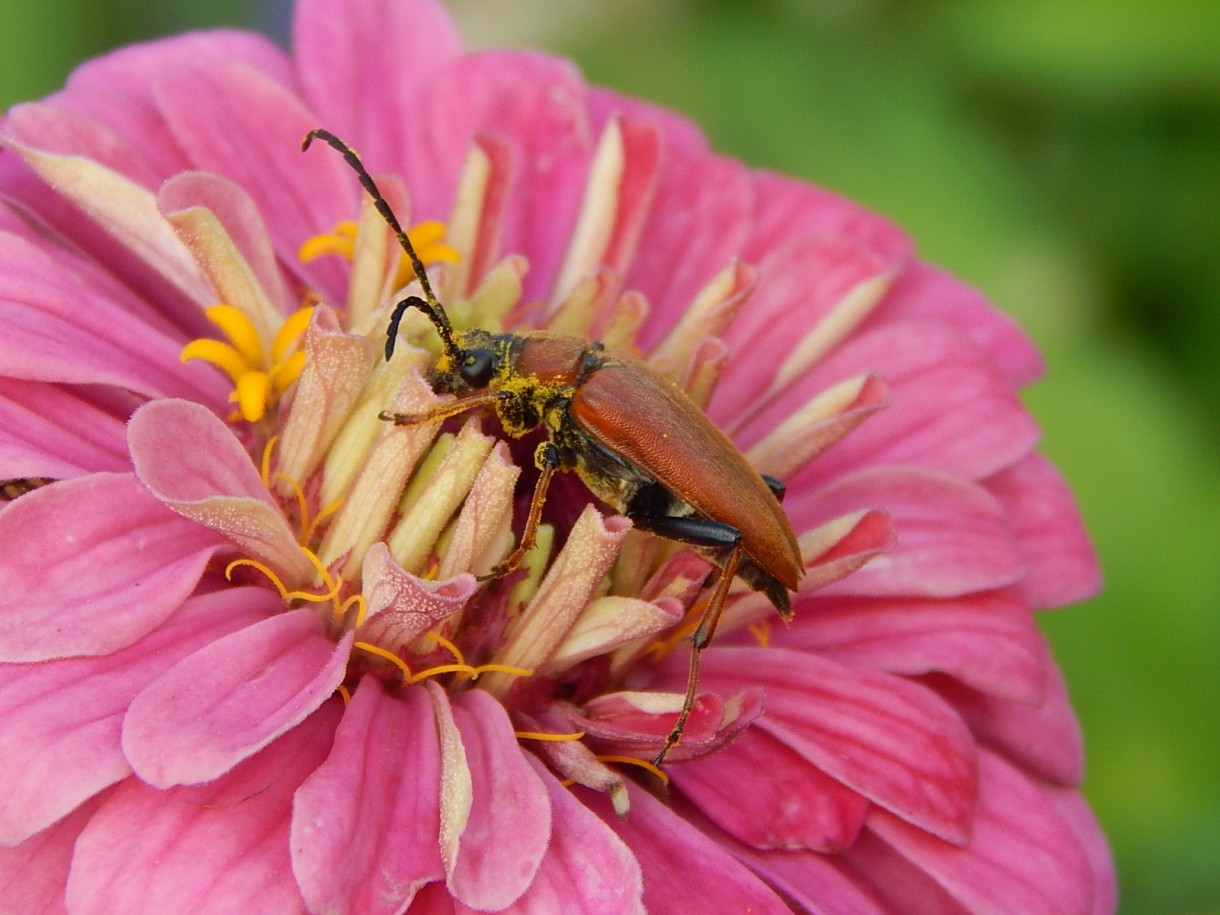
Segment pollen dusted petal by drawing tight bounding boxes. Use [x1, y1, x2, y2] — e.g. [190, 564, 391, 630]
[670, 726, 869, 852]
[481, 507, 631, 696]
[542, 594, 682, 674]
[588, 782, 793, 915]
[863, 751, 1095, 915]
[436, 440, 521, 580]
[122, 609, 353, 788]
[160, 171, 289, 320]
[445, 689, 552, 911]
[510, 756, 645, 914]
[291, 679, 445, 915]
[128, 398, 313, 585]
[694, 647, 979, 845]
[0, 472, 219, 662]
[0, 587, 275, 846]
[276, 305, 380, 495]
[161, 177, 286, 348]
[68, 706, 340, 915]
[359, 543, 477, 654]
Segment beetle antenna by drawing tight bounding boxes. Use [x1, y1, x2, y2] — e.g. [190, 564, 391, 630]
[302, 128, 461, 363]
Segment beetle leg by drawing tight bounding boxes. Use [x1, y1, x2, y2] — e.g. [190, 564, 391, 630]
[477, 441, 561, 582]
[761, 473, 787, 503]
[379, 389, 501, 426]
[650, 536, 744, 767]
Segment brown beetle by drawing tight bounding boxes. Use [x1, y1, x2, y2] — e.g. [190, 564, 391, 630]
[304, 129, 803, 764]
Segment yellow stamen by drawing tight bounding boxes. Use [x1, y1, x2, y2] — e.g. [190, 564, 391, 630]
[597, 755, 670, 785]
[303, 495, 345, 545]
[339, 593, 367, 627]
[205, 304, 265, 367]
[260, 435, 279, 489]
[407, 662, 480, 684]
[425, 631, 467, 666]
[514, 730, 586, 742]
[298, 220, 359, 263]
[233, 370, 271, 422]
[748, 618, 772, 647]
[273, 472, 311, 544]
[353, 640, 413, 679]
[180, 338, 247, 383]
[468, 663, 533, 680]
[226, 557, 290, 601]
[272, 306, 314, 363]
[335, 683, 352, 704]
[270, 349, 307, 394]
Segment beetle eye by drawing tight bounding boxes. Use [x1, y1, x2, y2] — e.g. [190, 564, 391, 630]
[459, 350, 495, 388]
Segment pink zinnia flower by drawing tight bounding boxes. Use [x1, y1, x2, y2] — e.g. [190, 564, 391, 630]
[0, 1, 1114, 912]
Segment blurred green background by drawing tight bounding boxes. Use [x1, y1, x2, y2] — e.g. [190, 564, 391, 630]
[3, 1, 1217, 911]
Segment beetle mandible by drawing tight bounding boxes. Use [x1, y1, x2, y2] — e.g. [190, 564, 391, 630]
[303, 129, 804, 765]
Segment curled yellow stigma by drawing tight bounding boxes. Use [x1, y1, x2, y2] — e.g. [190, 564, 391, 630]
[298, 218, 460, 288]
[181, 304, 313, 423]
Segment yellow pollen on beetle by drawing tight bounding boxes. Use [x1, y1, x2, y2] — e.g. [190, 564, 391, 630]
[181, 304, 313, 423]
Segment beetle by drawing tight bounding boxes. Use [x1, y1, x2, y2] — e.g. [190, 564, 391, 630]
[303, 129, 803, 764]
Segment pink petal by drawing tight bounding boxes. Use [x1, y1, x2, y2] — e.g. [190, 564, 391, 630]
[0, 472, 219, 662]
[422, 51, 593, 299]
[934, 637, 1085, 786]
[794, 466, 1027, 599]
[292, 678, 444, 915]
[293, 0, 462, 185]
[0, 587, 274, 845]
[0, 791, 105, 915]
[772, 589, 1046, 704]
[677, 802, 893, 915]
[159, 170, 289, 325]
[865, 751, 1097, 915]
[67, 706, 341, 915]
[60, 30, 293, 180]
[128, 398, 313, 585]
[694, 646, 978, 844]
[122, 609, 352, 787]
[783, 320, 1040, 482]
[446, 689, 552, 911]
[0, 229, 220, 400]
[670, 725, 869, 851]
[154, 59, 355, 297]
[864, 261, 1045, 387]
[589, 782, 793, 914]
[713, 235, 895, 426]
[0, 377, 129, 477]
[987, 452, 1102, 609]
[496, 757, 644, 914]
[747, 169, 913, 267]
[1046, 785, 1118, 915]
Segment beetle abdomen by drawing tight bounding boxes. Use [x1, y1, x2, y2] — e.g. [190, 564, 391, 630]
[569, 355, 803, 592]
